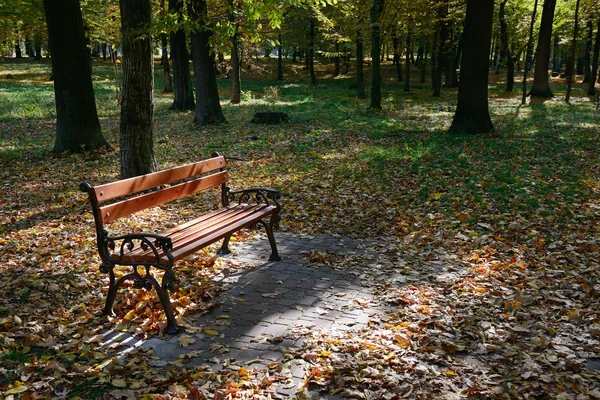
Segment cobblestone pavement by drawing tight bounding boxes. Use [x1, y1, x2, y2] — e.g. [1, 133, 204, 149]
[97, 232, 400, 397]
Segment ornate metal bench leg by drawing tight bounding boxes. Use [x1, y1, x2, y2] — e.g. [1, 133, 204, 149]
[102, 262, 118, 317]
[260, 220, 281, 261]
[218, 235, 231, 255]
[156, 284, 178, 334]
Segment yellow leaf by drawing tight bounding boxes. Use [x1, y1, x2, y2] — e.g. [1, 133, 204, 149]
[238, 367, 249, 376]
[123, 309, 137, 321]
[568, 310, 579, 320]
[203, 328, 219, 336]
[5, 385, 28, 395]
[432, 192, 442, 200]
[22, 346, 31, 354]
[444, 369, 457, 376]
[319, 350, 330, 357]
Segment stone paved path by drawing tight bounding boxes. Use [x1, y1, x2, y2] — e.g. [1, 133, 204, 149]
[96, 232, 393, 397]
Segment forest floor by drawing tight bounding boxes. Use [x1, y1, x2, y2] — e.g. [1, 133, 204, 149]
[0, 58, 599, 399]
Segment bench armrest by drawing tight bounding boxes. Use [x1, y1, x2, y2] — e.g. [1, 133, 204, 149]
[228, 187, 281, 210]
[102, 233, 174, 268]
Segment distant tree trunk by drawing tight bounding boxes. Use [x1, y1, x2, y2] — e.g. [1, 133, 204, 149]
[499, 0, 514, 91]
[448, 0, 494, 135]
[43, 0, 110, 153]
[227, 0, 241, 103]
[356, 29, 366, 99]
[530, 0, 556, 98]
[15, 43, 22, 58]
[432, 1, 448, 96]
[404, 29, 411, 92]
[552, 34, 560, 73]
[370, 0, 384, 109]
[119, 0, 157, 178]
[393, 36, 403, 81]
[565, 0, 581, 103]
[161, 35, 173, 93]
[309, 19, 317, 85]
[292, 47, 297, 62]
[582, 22, 593, 83]
[420, 41, 428, 83]
[188, 0, 225, 124]
[277, 32, 284, 80]
[34, 30, 42, 60]
[169, 0, 194, 111]
[522, 0, 539, 104]
[588, 20, 600, 95]
[333, 41, 340, 77]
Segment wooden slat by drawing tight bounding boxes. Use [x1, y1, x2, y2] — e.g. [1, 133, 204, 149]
[100, 171, 228, 223]
[93, 156, 227, 203]
[111, 204, 276, 265]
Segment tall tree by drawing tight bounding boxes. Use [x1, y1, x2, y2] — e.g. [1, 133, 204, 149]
[370, 0, 384, 109]
[404, 27, 411, 92]
[498, 0, 514, 91]
[529, 0, 557, 98]
[226, 0, 241, 103]
[448, 0, 494, 134]
[159, 0, 173, 93]
[522, 0, 539, 104]
[119, 0, 157, 178]
[588, 19, 600, 95]
[188, 0, 226, 124]
[42, 0, 110, 153]
[583, 20, 593, 83]
[309, 18, 317, 85]
[168, 0, 195, 111]
[356, 28, 367, 98]
[565, 0, 581, 103]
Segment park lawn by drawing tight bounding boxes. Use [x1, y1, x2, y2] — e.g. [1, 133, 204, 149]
[0, 59, 599, 398]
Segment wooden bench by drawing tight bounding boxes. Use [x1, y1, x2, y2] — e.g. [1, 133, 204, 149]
[80, 153, 281, 334]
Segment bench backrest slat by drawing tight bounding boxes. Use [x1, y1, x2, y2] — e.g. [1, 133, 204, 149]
[99, 171, 228, 224]
[93, 156, 227, 203]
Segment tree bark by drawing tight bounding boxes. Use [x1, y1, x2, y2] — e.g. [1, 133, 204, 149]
[583, 21, 593, 83]
[588, 20, 600, 95]
[404, 30, 411, 92]
[334, 41, 340, 77]
[226, 0, 242, 103]
[188, 0, 226, 125]
[169, 0, 195, 111]
[393, 35, 403, 81]
[565, 0, 581, 103]
[530, 0, 556, 98]
[277, 32, 284, 80]
[309, 19, 317, 85]
[370, 0, 384, 109]
[161, 34, 173, 93]
[42, 0, 109, 153]
[356, 29, 366, 99]
[448, 0, 494, 135]
[522, 0, 539, 104]
[499, 0, 514, 91]
[119, 0, 157, 178]
[15, 43, 22, 58]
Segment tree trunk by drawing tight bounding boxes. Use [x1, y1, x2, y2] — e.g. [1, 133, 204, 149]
[169, 0, 195, 111]
[499, 0, 514, 91]
[393, 35, 403, 81]
[292, 47, 297, 62]
[334, 41, 340, 77]
[404, 30, 411, 92]
[420, 41, 428, 83]
[522, 0, 539, 104]
[188, 0, 225, 125]
[277, 32, 284, 80]
[552, 34, 560, 73]
[448, 0, 494, 135]
[119, 0, 157, 178]
[530, 0, 556, 98]
[565, 0, 581, 103]
[582, 21, 593, 83]
[227, 0, 241, 103]
[588, 20, 600, 95]
[42, 0, 109, 153]
[370, 0, 384, 109]
[309, 19, 317, 85]
[15, 43, 22, 58]
[161, 34, 173, 93]
[356, 29, 366, 99]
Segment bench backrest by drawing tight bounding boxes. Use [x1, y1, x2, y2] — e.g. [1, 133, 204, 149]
[82, 155, 228, 226]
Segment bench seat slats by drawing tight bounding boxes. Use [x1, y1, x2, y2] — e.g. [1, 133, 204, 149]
[111, 204, 276, 265]
[93, 156, 227, 202]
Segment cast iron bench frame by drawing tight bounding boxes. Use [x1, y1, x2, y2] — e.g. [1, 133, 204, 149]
[80, 153, 281, 333]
